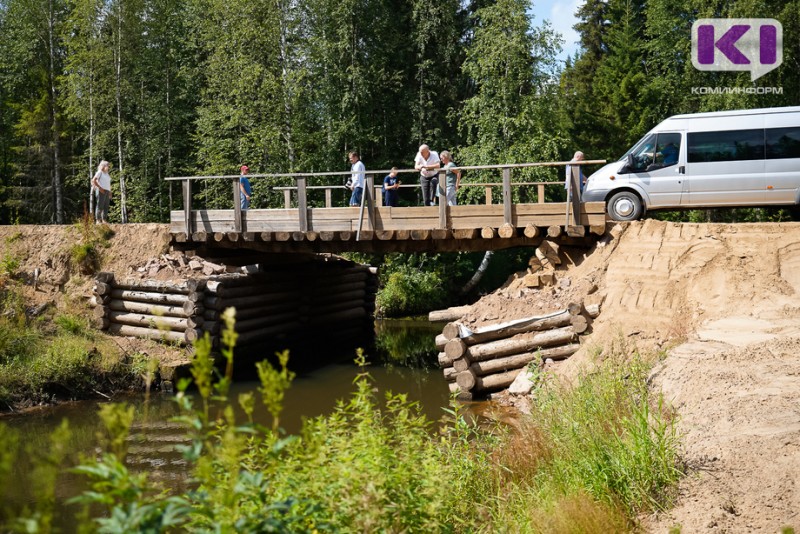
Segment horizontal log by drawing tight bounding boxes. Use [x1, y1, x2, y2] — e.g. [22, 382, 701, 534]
[109, 299, 189, 318]
[444, 338, 467, 362]
[94, 305, 109, 319]
[204, 311, 299, 334]
[95, 272, 115, 284]
[93, 282, 112, 296]
[451, 310, 573, 346]
[452, 228, 478, 240]
[183, 300, 203, 315]
[428, 305, 472, 323]
[498, 223, 515, 238]
[567, 302, 583, 316]
[547, 225, 562, 238]
[112, 278, 204, 294]
[465, 326, 575, 362]
[463, 343, 581, 376]
[456, 368, 523, 393]
[435, 334, 448, 350]
[110, 289, 188, 306]
[586, 303, 601, 317]
[90, 294, 111, 306]
[308, 307, 368, 326]
[108, 311, 190, 331]
[570, 314, 589, 334]
[93, 316, 110, 330]
[203, 292, 296, 311]
[523, 223, 539, 238]
[202, 301, 298, 322]
[235, 321, 303, 346]
[481, 227, 495, 239]
[107, 323, 187, 344]
[442, 322, 460, 339]
[311, 301, 367, 317]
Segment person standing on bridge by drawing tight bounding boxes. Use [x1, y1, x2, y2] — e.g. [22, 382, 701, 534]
[91, 160, 112, 224]
[414, 144, 440, 206]
[348, 151, 365, 207]
[440, 151, 461, 206]
[383, 167, 401, 207]
[239, 165, 252, 210]
[565, 151, 586, 198]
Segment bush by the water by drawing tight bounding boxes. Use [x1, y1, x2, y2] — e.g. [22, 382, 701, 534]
[376, 266, 446, 317]
[0, 311, 683, 532]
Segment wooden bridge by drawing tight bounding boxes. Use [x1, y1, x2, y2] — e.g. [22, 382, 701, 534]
[167, 161, 607, 257]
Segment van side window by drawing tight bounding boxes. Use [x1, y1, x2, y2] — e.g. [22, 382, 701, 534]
[766, 127, 800, 159]
[655, 133, 681, 168]
[688, 129, 765, 163]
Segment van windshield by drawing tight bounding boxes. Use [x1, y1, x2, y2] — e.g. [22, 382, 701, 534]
[619, 134, 655, 162]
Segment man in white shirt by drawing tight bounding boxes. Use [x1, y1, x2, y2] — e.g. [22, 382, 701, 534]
[414, 144, 440, 206]
[348, 151, 366, 207]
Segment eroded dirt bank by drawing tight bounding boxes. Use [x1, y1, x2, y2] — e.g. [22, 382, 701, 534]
[467, 220, 800, 532]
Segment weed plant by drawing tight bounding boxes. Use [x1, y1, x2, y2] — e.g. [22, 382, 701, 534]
[0, 312, 683, 532]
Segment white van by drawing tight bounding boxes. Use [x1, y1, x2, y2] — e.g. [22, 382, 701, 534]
[582, 106, 800, 221]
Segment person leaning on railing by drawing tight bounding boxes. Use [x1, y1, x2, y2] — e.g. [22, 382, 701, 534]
[414, 144, 440, 206]
[348, 151, 365, 207]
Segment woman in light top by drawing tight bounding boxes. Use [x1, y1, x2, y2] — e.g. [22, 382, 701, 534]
[91, 160, 112, 224]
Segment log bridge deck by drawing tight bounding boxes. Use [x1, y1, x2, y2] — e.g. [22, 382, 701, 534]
[168, 160, 607, 255]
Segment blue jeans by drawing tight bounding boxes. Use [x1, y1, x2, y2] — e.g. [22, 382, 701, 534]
[350, 186, 363, 206]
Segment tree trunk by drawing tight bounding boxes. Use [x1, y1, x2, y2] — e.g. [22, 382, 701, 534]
[47, 0, 63, 224]
[462, 250, 493, 294]
[115, 4, 127, 223]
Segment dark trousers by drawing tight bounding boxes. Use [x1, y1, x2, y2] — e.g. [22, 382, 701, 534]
[420, 175, 438, 206]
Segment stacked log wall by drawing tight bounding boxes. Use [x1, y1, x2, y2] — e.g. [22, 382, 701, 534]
[92, 273, 204, 344]
[94, 261, 378, 351]
[434, 302, 600, 401]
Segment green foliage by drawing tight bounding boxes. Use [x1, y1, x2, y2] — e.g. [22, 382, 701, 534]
[54, 313, 90, 336]
[0, 253, 19, 278]
[377, 265, 446, 317]
[0, 313, 685, 532]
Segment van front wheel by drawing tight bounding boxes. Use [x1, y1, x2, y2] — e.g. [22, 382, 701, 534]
[607, 191, 643, 221]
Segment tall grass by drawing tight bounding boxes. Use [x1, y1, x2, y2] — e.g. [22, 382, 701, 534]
[0, 314, 684, 532]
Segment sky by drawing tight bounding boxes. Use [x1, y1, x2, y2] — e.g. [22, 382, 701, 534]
[529, 0, 584, 64]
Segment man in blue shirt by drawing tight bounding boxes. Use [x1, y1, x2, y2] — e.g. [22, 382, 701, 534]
[383, 167, 401, 207]
[239, 165, 252, 210]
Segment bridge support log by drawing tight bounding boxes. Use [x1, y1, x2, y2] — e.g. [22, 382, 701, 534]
[437, 301, 602, 398]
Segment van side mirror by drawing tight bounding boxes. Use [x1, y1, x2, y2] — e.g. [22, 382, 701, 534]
[627, 153, 634, 169]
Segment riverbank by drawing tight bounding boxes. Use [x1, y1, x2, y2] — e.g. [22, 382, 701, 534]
[0, 222, 188, 410]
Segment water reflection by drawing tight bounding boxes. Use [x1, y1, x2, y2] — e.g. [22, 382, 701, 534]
[0, 319, 453, 524]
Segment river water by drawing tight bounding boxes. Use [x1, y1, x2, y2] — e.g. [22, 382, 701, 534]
[0, 319, 452, 521]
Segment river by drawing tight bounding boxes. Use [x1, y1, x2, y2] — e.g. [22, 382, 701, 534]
[0, 318, 453, 524]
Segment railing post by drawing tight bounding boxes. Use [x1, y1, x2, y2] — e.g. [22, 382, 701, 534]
[283, 189, 291, 209]
[297, 176, 308, 232]
[233, 177, 242, 233]
[565, 164, 582, 226]
[183, 179, 192, 236]
[438, 169, 447, 229]
[366, 174, 375, 230]
[538, 184, 545, 204]
[502, 168, 512, 225]
[375, 185, 383, 207]
[485, 186, 492, 205]
[325, 187, 332, 208]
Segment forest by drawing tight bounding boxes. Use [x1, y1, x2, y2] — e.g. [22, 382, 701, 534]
[0, 0, 798, 225]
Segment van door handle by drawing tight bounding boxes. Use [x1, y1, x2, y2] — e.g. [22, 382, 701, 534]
[678, 165, 685, 174]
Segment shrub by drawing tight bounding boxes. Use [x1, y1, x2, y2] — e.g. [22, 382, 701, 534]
[377, 266, 446, 317]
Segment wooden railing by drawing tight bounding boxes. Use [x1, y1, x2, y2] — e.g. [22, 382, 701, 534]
[165, 160, 606, 236]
